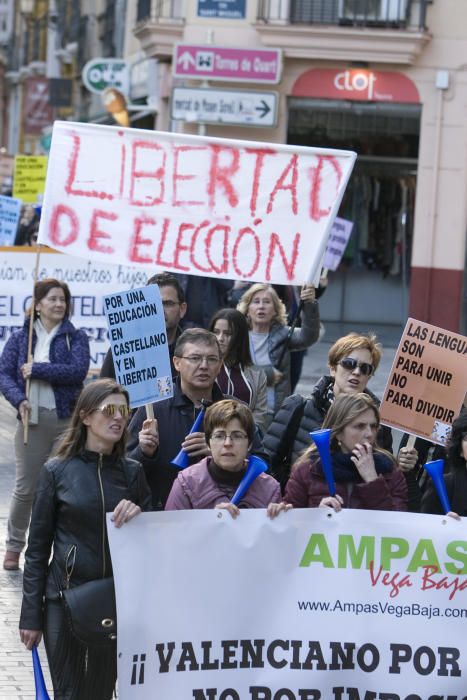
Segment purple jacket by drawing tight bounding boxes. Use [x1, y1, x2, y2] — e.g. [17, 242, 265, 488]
[165, 457, 281, 510]
[0, 319, 90, 419]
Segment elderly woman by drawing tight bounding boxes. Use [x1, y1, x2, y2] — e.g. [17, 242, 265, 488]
[264, 332, 417, 494]
[0, 278, 90, 570]
[165, 399, 287, 518]
[421, 413, 467, 517]
[285, 393, 408, 512]
[237, 283, 320, 426]
[209, 308, 268, 434]
[19, 379, 152, 700]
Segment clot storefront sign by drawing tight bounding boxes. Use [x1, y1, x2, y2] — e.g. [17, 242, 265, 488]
[292, 69, 420, 103]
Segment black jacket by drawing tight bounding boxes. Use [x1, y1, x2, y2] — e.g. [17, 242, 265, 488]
[263, 375, 393, 489]
[20, 451, 151, 630]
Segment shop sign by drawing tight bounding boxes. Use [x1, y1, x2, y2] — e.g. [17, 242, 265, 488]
[197, 0, 246, 19]
[82, 58, 130, 95]
[23, 77, 54, 134]
[173, 44, 282, 84]
[171, 87, 278, 127]
[292, 69, 420, 103]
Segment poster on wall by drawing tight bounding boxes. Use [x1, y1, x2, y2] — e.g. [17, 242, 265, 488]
[197, 0, 246, 19]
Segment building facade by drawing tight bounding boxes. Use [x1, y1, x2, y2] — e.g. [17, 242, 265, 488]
[133, 0, 467, 334]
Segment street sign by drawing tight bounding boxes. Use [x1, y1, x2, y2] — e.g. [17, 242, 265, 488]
[173, 44, 282, 84]
[82, 58, 130, 95]
[171, 87, 278, 127]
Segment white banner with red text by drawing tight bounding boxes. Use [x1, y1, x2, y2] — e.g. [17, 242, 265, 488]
[37, 122, 356, 286]
[107, 508, 467, 700]
[0, 247, 152, 369]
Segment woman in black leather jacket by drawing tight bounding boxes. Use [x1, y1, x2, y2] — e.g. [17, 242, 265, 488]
[19, 379, 152, 700]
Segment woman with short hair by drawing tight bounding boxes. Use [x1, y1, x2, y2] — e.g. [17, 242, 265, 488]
[285, 393, 407, 512]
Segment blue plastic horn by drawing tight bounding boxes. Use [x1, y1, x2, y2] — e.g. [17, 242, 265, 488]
[230, 455, 268, 505]
[309, 428, 336, 497]
[32, 647, 51, 700]
[171, 409, 206, 469]
[423, 459, 451, 514]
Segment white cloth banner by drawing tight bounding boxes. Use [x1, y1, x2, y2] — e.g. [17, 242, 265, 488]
[107, 509, 467, 700]
[38, 122, 356, 286]
[0, 248, 152, 369]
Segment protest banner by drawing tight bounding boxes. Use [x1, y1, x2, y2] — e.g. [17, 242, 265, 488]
[103, 285, 173, 407]
[12, 155, 48, 204]
[0, 196, 22, 245]
[379, 318, 467, 445]
[0, 247, 152, 369]
[37, 121, 356, 286]
[322, 217, 353, 271]
[108, 508, 467, 700]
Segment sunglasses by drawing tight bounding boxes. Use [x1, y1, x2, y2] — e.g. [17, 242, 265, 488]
[96, 404, 131, 419]
[338, 357, 374, 377]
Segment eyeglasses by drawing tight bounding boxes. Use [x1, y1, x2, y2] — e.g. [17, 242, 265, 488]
[210, 431, 249, 443]
[162, 300, 180, 308]
[179, 355, 220, 366]
[95, 404, 131, 419]
[338, 357, 374, 377]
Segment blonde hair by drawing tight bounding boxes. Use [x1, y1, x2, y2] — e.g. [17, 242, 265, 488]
[328, 333, 382, 372]
[294, 393, 395, 468]
[237, 283, 288, 327]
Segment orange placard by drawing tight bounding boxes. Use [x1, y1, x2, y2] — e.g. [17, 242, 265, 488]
[379, 318, 467, 445]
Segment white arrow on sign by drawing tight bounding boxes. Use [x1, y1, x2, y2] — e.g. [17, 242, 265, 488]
[177, 51, 196, 70]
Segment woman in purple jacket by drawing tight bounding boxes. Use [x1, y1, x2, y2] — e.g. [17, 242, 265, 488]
[165, 399, 287, 518]
[0, 278, 90, 570]
[285, 393, 408, 512]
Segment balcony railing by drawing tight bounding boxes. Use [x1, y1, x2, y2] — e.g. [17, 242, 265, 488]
[257, 0, 429, 30]
[136, 0, 184, 22]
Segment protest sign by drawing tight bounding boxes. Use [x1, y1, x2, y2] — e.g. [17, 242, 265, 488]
[103, 285, 173, 407]
[37, 121, 356, 286]
[12, 155, 48, 203]
[0, 247, 152, 369]
[0, 196, 21, 245]
[108, 508, 466, 700]
[380, 318, 467, 445]
[322, 216, 353, 271]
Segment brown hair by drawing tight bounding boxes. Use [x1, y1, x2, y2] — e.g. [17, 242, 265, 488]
[173, 328, 220, 358]
[328, 333, 382, 372]
[27, 278, 72, 319]
[204, 399, 255, 444]
[53, 379, 129, 460]
[237, 283, 288, 327]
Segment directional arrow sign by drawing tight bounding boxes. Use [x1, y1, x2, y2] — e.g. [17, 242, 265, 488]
[171, 87, 278, 128]
[173, 44, 282, 84]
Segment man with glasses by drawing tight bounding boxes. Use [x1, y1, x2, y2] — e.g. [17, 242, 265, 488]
[263, 333, 417, 496]
[127, 329, 264, 509]
[100, 272, 193, 380]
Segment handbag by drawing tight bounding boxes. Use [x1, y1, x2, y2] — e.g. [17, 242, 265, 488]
[60, 577, 117, 648]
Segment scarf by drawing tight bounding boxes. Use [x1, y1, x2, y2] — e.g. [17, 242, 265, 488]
[207, 459, 247, 487]
[323, 451, 394, 483]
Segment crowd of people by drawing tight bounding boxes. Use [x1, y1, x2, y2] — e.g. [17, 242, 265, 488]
[0, 273, 464, 700]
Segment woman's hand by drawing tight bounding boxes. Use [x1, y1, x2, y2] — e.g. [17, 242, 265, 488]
[181, 431, 210, 458]
[21, 362, 33, 380]
[319, 495, 344, 512]
[111, 499, 141, 528]
[19, 629, 42, 650]
[18, 400, 31, 426]
[271, 368, 283, 386]
[215, 502, 240, 519]
[447, 511, 461, 521]
[267, 502, 293, 519]
[397, 446, 418, 472]
[138, 418, 159, 457]
[300, 285, 316, 304]
[351, 442, 378, 482]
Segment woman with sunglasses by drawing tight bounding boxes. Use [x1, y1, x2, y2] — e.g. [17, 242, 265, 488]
[209, 308, 268, 434]
[264, 333, 417, 492]
[19, 379, 151, 700]
[165, 400, 287, 518]
[0, 278, 90, 571]
[284, 393, 407, 512]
